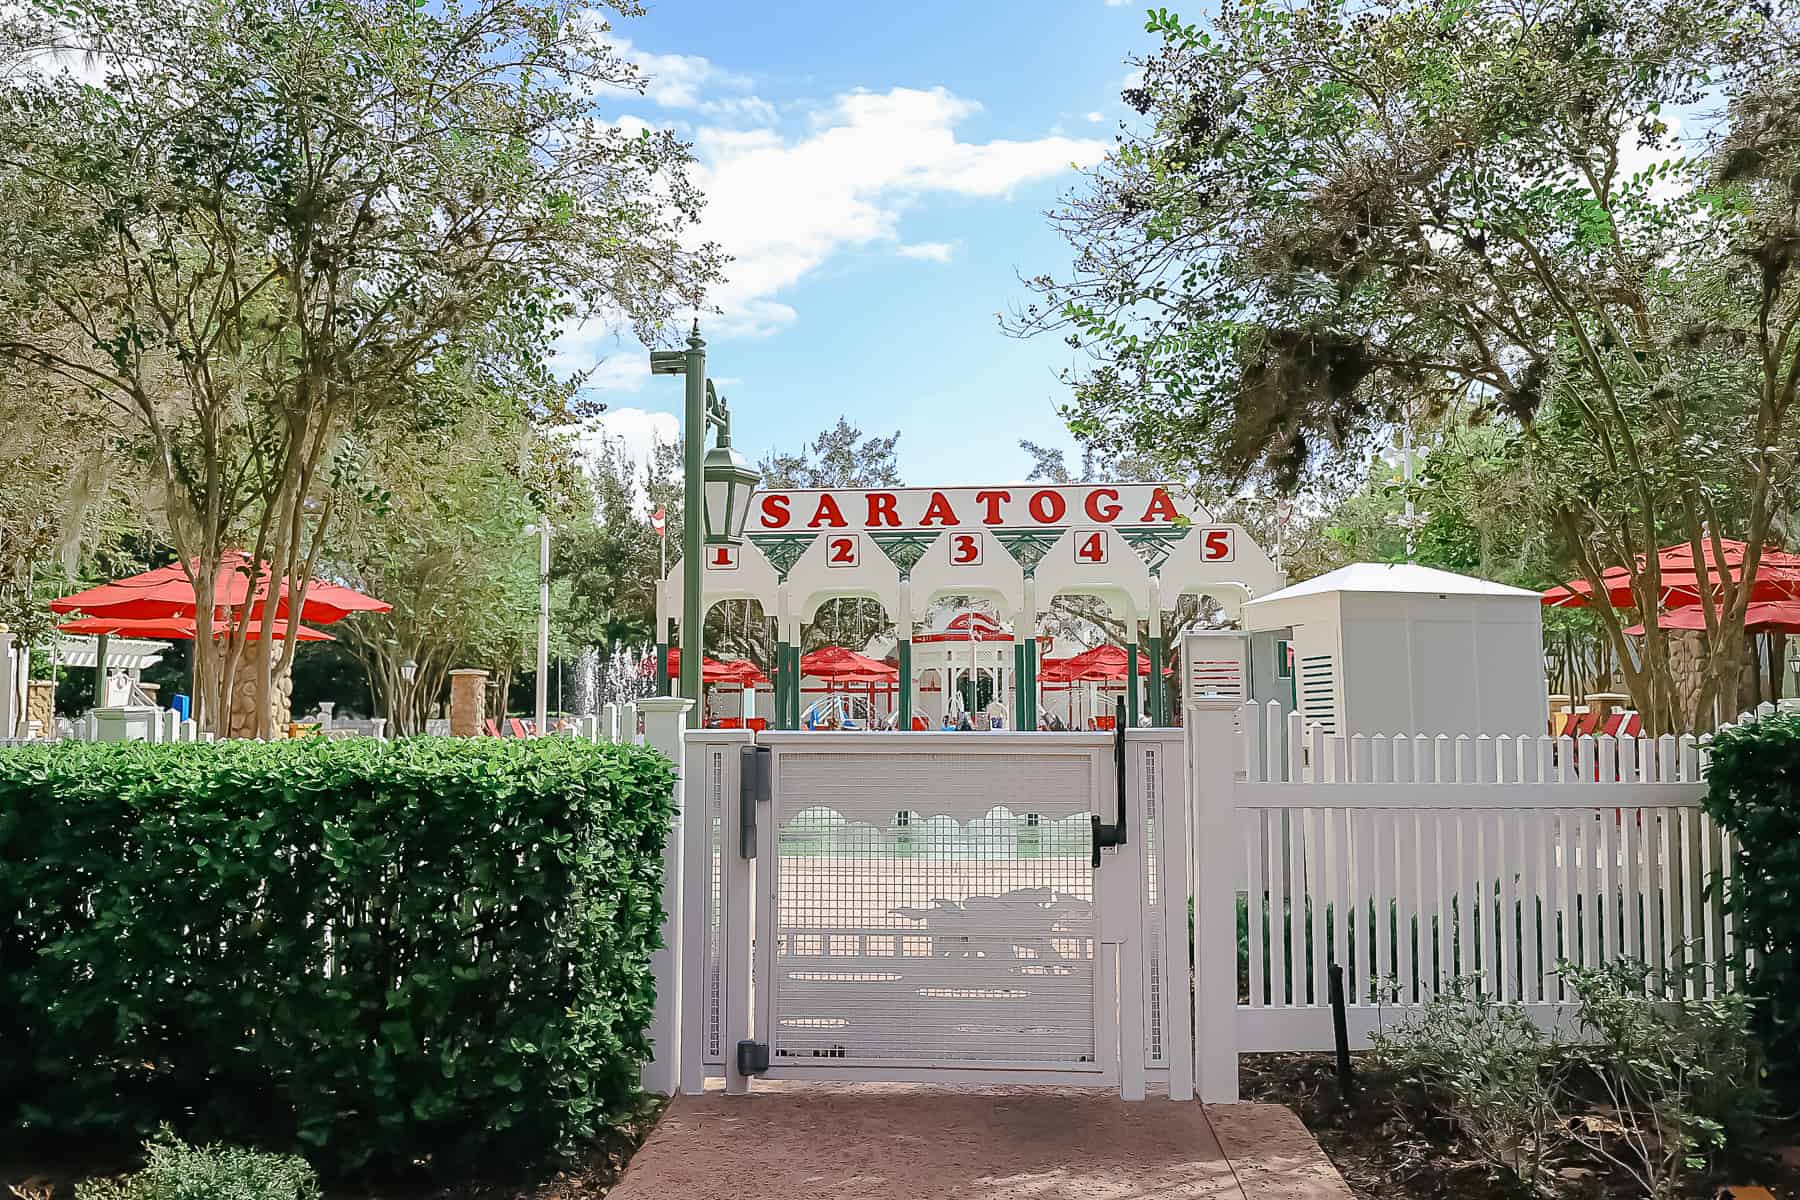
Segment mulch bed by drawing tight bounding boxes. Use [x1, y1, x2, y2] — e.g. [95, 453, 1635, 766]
[1240, 1052, 1800, 1200]
[2, 1101, 664, 1200]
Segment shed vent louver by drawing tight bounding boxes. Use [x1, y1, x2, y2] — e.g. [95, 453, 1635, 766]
[1297, 654, 1338, 735]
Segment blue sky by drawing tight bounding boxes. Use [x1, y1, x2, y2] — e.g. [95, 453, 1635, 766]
[565, 0, 1155, 486]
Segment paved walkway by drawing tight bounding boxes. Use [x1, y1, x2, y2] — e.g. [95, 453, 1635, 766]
[609, 1084, 1352, 1200]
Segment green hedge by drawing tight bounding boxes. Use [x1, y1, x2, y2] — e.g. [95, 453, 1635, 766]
[1703, 712, 1800, 1096]
[0, 736, 677, 1178]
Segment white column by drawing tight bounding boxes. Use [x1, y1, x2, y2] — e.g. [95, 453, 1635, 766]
[600, 702, 618, 744]
[638, 696, 695, 1096]
[1190, 701, 1241, 1101]
[620, 701, 638, 744]
[318, 700, 335, 731]
[0, 626, 15, 740]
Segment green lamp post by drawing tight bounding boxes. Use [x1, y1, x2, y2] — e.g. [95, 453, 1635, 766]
[650, 323, 760, 727]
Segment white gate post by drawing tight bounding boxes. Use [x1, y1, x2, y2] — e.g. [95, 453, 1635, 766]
[600, 702, 618, 744]
[637, 696, 693, 1096]
[1190, 701, 1241, 1101]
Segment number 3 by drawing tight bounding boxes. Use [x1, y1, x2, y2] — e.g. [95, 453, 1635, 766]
[951, 533, 982, 565]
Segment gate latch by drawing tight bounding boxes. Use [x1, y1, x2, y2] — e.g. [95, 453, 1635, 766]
[736, 1039, 770, 1076]
[1092, 696, 1129, 867]
[739, 744, 771, 860]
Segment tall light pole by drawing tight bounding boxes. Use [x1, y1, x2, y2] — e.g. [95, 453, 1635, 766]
[525, 518, 551, 733]
[650, 322, 760, 728]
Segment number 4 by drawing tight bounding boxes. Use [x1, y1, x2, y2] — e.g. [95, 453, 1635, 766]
[1075, 530, 1108, 564]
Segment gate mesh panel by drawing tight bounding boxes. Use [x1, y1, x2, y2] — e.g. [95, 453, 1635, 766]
[705, 745, 724, 1065]
[1143, 743, 1164, 1065]
[773, 751, 1097, 1067]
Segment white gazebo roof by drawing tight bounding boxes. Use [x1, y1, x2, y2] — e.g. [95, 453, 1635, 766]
[1243, 562, 1540, 607]
[53, 634, 172, 671]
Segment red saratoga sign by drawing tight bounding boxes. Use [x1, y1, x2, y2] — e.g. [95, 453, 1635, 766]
[755, 484, 1192, 532]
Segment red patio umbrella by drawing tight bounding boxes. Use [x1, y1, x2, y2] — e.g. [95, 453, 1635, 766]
[51, 552, 389, 624]
[1624, 600, 1800, 636]
[1053, 644, 1169, 682]
[657, 648, 756, 685]
[1542, 540, 1800, 609]
[718, 659, 772, 688]
[59, 615, 335, 642]
[800, 645, 898, 680]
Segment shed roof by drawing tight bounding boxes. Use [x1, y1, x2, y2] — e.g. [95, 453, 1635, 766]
[1243, 562, 1541, 608]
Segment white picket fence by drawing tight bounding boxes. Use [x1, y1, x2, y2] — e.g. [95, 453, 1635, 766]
[1188, 699, 1748, 1100]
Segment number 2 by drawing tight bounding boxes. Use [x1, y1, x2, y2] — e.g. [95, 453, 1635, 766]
[828, 535, 859, 567]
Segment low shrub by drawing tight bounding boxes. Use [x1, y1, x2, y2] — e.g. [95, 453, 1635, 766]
[1560, 961, 1764, 1200]
[1369, 961, 1764, 1199]
[77, 1128, 319, 1200]
[1369, 981, 1565, 1195]
[0, 736, 677, 1179]
[1701, 711, 1800, 1096]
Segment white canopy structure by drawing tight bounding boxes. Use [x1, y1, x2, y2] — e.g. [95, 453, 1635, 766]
[658, 482, 1286, 730]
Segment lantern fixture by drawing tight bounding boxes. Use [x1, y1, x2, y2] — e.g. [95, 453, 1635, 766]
[702, 394, 760, 546]
[402, 658, 418, 685]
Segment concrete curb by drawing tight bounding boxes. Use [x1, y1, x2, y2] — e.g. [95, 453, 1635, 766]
[1206, 1103, 1356, 1199]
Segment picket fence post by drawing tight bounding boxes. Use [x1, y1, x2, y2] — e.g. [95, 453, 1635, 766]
[1191, 701, 1240, 1102]
[637, 696, 693, 1096]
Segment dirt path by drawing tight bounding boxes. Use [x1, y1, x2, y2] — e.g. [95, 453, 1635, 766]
[608, 1083, 1350, 1200]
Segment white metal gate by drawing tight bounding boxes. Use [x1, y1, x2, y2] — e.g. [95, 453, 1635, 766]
[686, 728, 1192, 1097]
[759, 733, 1112, 1082]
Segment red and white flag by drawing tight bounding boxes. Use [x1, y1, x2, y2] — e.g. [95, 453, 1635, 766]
[649, 506, 666, 536]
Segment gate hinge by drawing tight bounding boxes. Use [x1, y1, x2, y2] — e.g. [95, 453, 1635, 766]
[736, 1039, 770, 1077]
[738, 744, 771, 859]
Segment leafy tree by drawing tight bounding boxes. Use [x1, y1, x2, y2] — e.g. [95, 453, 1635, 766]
[1018, 0, 1800, 731]
[758, 417, 902, 489]
[0, 0, 720, 733]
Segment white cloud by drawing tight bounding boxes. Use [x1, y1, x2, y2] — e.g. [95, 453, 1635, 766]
[611, 37, 776, 124]
[577, 408, 678, 508]
[1085, 111, 1105, 123]
[686, 85, 1108, 335]
[897, 241, 956, 263]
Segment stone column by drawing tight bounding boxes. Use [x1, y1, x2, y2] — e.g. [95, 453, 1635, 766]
[448, 669, 488, 736]
[27, 679, 54, 739]
[225, 649, 290, 739]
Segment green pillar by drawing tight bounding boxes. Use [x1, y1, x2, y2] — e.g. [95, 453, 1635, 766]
[1148, 635, 1166, 726]
[1127, 642, 1141, 728]
[1013, 642, 1028, 731]
[1029, 636, 1044, 734]
[898, 639, 913, 730]
[785, 643, 800, 729]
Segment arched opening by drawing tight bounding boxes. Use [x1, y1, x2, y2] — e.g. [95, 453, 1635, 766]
[797, 592, 898, 729]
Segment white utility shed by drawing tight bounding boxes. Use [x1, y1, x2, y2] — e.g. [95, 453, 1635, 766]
[1241, 562, 1546, 738]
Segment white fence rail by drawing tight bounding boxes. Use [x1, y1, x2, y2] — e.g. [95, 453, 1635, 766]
[1188, 700, 1741, 1101]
